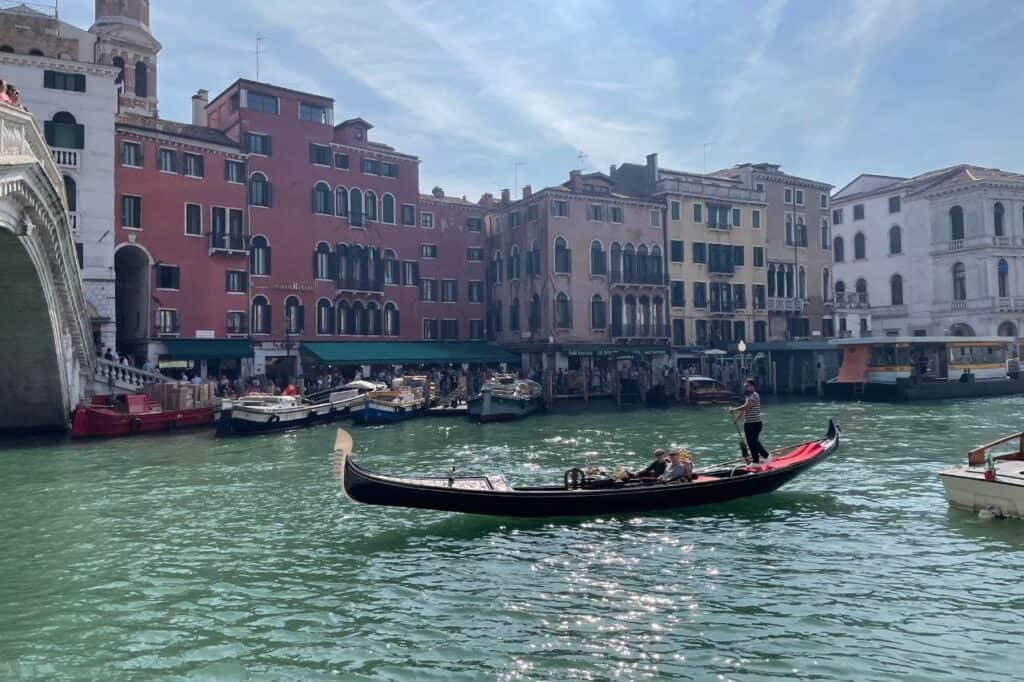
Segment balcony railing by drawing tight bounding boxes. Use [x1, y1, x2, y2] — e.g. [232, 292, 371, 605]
[994, 236, 1013, 247]
[831, 293, 868, 310]
[768, 297, 808, 312]
[50, 146, 80, 170]
[948, 238, 964, 251]
[336, 275, 384, 293]
[209, 232, 249, 254]
[609, 323, 671, 340]
[609, 271, 666, 286]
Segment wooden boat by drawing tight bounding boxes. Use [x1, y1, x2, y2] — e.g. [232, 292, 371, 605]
[685, 376, 734, 405]
[351, 377, 428, 425]
[334, 420, 839, 517]
[217, 387, 368, 436]
[71, 393, 215, 438]
[940, 431, 1024, 518]
[467, 375, 543, 422]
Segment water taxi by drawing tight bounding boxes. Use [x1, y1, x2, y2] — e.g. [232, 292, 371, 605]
[467, 375, 543, 422]
[825, 336, 1023, 401]
[351, 376, 429, 425]
[940, 432, 1024, 518]
[684, 375, 734, 405]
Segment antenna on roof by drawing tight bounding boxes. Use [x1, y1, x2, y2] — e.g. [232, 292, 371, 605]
[577, 150, 588, 170]
[513, 161, 526, 195]
[255, 34, 267, 81]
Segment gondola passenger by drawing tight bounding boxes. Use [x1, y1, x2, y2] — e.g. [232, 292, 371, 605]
[658, 451, 692, 483]
[637, 449, 668, 479]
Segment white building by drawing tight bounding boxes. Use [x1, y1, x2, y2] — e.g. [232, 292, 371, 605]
[831, 165, 1024, 339]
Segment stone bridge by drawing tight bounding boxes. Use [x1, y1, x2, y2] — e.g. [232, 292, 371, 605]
[0, 104, 94, 431]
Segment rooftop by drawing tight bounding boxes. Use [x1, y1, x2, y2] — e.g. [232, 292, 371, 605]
[208, 77, 334, 109]
[116, 113, 239, 149]
[833, 164, 1024, 202]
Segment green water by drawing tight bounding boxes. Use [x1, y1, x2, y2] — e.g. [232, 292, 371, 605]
[1, 398, 1022, 680]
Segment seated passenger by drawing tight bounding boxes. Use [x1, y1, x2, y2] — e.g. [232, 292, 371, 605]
[637, 449, 668, 479]
[658, 450, 693, 483]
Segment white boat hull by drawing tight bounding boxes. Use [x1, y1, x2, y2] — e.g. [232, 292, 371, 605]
[939, 462, 1024, 518]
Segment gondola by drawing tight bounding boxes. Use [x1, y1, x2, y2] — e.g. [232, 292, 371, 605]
[334, 420, 840, 517]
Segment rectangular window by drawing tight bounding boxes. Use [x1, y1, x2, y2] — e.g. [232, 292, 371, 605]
[75, 242, 83, 269]
[820, 193, 828, 209]
[467, 217, 483, 232]
[670, 201, 680, 221]
[309, 144, 331, 166]
[821, 220, 830, 249]
[184, 203, 201, 236]
[422, 318, 438, 340]
[833, 208, 843, 224]
[509, 211, 521, 227]
[121, 195, 141, 228]
[43, 70, 86, 92]
[334, 153, 350, 170]
[245, 133, 271, 156]
[158, 148, 177, 173]
[708, 205, 730, 229]
[419, 212, 434, 229]
[225, 270, 247, 293]
[211, 206, 226, 238]
[227, 311, 248, 334]
[692, 203, 702, 223]
[609, 206, 623, 223]
[156, 309, 179, 335]
[692, 242, 706, 264]
[120, 141, 143, 167]
[693, 282, 707, 308]
[650, 209, 661, 227]
[467, 247, 484, 261]
[361, 158, 379, 175]
[588, 204, 604, 221]
[440, 319, 459, 340]
[225, 160, 245, 183]
[889, 196, 901, 213]
[299, 102, 329, 124]
[183, 153, 204, 178]
[156, 264, 180, 290]
[853, 204, 865, 220]
[732, 208, 741, 227]
[469, 320, 483, 340]
[670, 240, 684, 263]
[795, 189, 804, 205]
[402, 261, 419, 286]
[551, 200, 569, 217]
[752, 209, 761, 229]
[468, 281, 483, 302]
[527, 204, 538, 222]
[246, 91, 279, 114]
[441, 279, 458, 303]
[670, 280, 685, 307]
[753, 284, 766, 309]
[732, 245, 745, 266]
[420, 244, 437, 258]
[753, 246, 765, 267]
[785, 188, 793, 204]
[733, 284, 747, 309]
[420, 278, 437, 302]
[380, 162, 399, 178]
[401, 204, 416, 226]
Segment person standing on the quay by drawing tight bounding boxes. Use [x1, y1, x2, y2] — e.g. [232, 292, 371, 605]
[729, 379, 771, 464]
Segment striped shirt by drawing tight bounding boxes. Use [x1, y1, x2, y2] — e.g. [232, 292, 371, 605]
[744, 391, 763, 423]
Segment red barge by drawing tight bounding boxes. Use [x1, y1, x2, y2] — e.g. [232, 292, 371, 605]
[71, 384, 217, 439]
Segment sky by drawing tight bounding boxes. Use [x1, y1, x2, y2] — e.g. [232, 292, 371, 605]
[63, 0, 1024, 199]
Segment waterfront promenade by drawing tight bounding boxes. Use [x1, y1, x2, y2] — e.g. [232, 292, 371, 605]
[1, 396, 1022, 679]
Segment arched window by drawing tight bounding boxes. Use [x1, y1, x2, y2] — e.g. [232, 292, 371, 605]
[835, 280, 846, 302]
[349, 188, 364, 226]
[312, 182, 332, 215]
[384, 302, 400, 336]
[833, 236, 844, 262]
[785, 214, 793, 245]
[335, 187, 349, 217]
[854, 232, 866, 260]
[998, 258, 1009, 298]
[491, 300, 503, 334]
[251, 296, 270, 334]
[950, 205, 965, 241]
[284, 296, 303, 334]
[591, 294, 606, 330]
[45, 111, 84, 149]
[767, 264, 776, 297]
[638, 295, 651, 334]
[510, 297, 520, 332]
[610, 242, 622, 281]
[554, 236, 571, 273]
[63, 175, 77, 212]
[250, 236, 271, 275]
[313, 242, 332, 279]
[316, 299, 334, 335]
[624, 295, 637, 335]
[352, 302, 365, 335]
[994, 202, 1005, 237]
[637, 245, 650, 283]
[367, 302, 382, 335]
[590, 240, 606, 275]
[652, 296, 665, 331]
[798, 266, 806, 300]
[822, 267, 831, 301]
[134, 61, 148, 97]
[381, 193, 395, 224]
[611, 294, 623, 335]
[889, 225, 902, 255]
[555, 292, 572, 329]
[820, 219, 830, 248]
[111, 56, 125, 85]
[650, 245, 663, 284]
[623, 244, 636, 282]
[796, 216, 807, 246]
[855, 278, 867, 304]
[529, 294, 541, 332]
[953, 262, 966, 301]
[351, 245, 366, 288]
[336, 244, 350, 287]
[364, 191, 378, 222]
[890, 274, 904, 306]
[248, 172, 271, 206]
[383, 249, 398, 285]
[492, 250, 503, 283]
[509, 245, 521, 280]
[336, 301, 350, 334]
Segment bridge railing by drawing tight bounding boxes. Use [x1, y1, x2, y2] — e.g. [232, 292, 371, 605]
[95, 357, 167, 391]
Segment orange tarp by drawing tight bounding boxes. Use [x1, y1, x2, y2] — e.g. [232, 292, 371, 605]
[836, 345, 870, 383]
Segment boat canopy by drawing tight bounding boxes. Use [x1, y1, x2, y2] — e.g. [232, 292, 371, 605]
[302, 341, 519, 366]
[835, 345, 870, 383]
[161, 339, 254, 359]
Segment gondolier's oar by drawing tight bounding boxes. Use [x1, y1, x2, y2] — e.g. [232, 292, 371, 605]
[727, 409, 751, 463]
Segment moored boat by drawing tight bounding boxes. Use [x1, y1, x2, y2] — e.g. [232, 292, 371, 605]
[334, 420, 839, 517]
[940, 432, 1024, 518]
[684, 376, 734, 405]
[351, 376, 428, 425]
[467, 375, 543, 422]
[71, 393, 215, 438]
[217, 387, 368, 436]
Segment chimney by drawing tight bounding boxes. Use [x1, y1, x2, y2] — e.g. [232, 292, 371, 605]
[645, 153, 658, 187]
[501, 188, 510, 204]
[479, 192, 494, 208]
[569, 170, 582, 191]
[609, 164, 617, 175]
[191, 89, 209, 127]
[522, 184, 532, 200]
[432, 186, 445, 198]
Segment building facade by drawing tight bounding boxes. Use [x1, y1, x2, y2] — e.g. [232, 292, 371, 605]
[831, 165, 1024, 339]
[713, 163, 834, 341]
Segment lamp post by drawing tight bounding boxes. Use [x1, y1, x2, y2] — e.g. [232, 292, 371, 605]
[738, 339, 748, 375]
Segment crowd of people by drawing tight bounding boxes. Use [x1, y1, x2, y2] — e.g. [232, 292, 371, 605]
[0, 79, 23, 109]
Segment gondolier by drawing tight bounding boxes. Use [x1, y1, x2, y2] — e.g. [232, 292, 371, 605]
[729, 379, 771, 464]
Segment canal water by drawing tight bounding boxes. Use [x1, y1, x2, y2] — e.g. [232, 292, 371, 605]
[1, 398, 1022, 680]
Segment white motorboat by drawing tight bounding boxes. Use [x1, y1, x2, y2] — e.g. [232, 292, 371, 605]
[939, 432, 1024, 518]
[218, 388, 366, 435]
[467, 375, 544, 422]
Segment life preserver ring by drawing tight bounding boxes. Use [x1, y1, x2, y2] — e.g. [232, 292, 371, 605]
[268, 414, 281, 424]
[129, 417, 143, 433]
[564, 467, 585, 490]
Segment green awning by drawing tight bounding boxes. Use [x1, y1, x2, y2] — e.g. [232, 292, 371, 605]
[301, 341, 519, 365]
[160, 339, 254, 360]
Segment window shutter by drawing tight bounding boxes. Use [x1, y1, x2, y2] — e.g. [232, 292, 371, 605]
[265, 136, 272, 156]
[309, 144, 316, 164]
[413, 262, 420, 285]
[76, 74, 86, 92]
[313, 249, 319, 278]
[44, 71, 54, 88]
[73, 124, 85, 150]
[44, 121, 54, 145]
[249, 247, 256, 274]
[225, 270, 231, 291]
[265, 245, 272, 275]
[137, 143, 145, 167]
[327, 305, 335, 334]
[312, 187, 317, 213]
[196, 156, 204, 177]
[328, 251, 338, 281]
[266, 182, 273, 207]
[265, 305, 272, 334]
[243, 134, 251, 153]
[297, 305, 305, 332]
[733, 245, 744, 266]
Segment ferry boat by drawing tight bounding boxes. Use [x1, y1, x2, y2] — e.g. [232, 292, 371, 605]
[217, 385, 371, 436]
[467, 375, 543, 422]
[684, 376, 734, 405]
[825, 336, 1024, 401]
[940, 432, 1024, 518]
[351, 376, 429, 425]
[71, 390, 216, 439]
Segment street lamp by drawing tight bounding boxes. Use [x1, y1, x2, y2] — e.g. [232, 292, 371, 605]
[738, 339, 748, 373]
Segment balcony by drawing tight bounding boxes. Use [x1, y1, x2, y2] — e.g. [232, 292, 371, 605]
[935, 296, 1024, 314]
[209, 232, 249, 254]
[609, 323, 671, 341]
[831, 293, 868, 310]
[335, 275, 384, 294]
[871, 304, 908, 319]
[609, 271, 667, 287]
[50, 147, 80, 170]
[768, 297, 808, 312]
